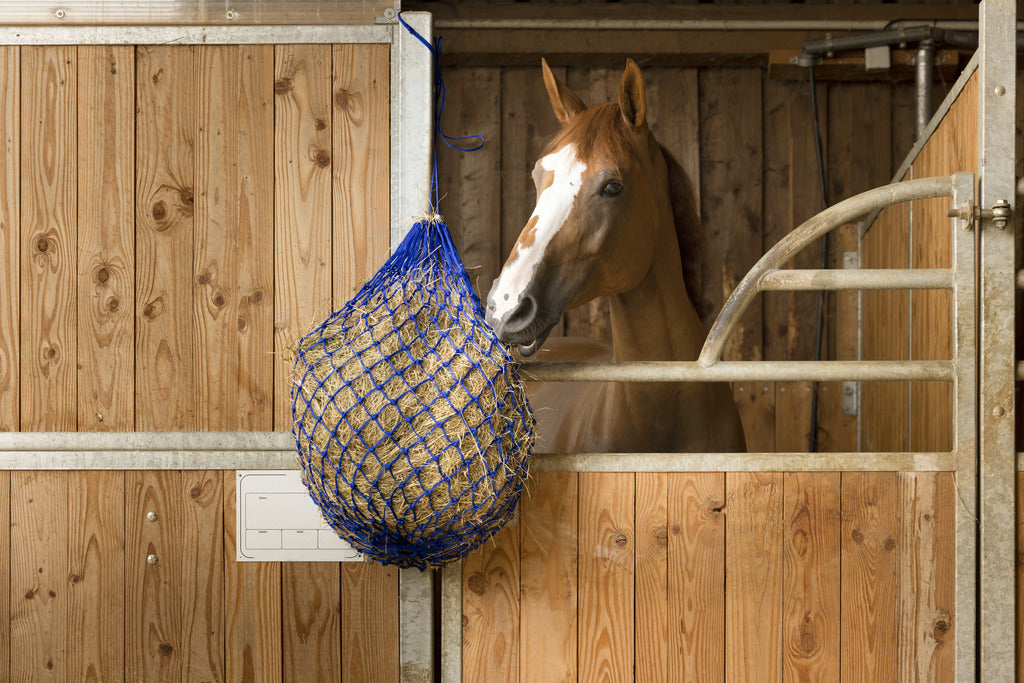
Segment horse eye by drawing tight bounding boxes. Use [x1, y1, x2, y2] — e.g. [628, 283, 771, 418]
[601, 180, 624, 197]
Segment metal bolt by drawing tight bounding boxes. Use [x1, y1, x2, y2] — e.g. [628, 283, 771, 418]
[146, 511, 159, 522]
[993, 406, 1006, 418]
[995, 85, 1006, 96]
[146, 554, 159, 565]
[225, 9, 237, 20]
[54, 8, 66, 19]
[383, 7, 397, 20]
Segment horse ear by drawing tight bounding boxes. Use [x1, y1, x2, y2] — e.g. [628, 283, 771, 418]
[542, 58, 586, 126]
[618, 58, 647, 129]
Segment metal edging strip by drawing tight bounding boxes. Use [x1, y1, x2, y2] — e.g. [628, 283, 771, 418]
[0, 24, 393, 45]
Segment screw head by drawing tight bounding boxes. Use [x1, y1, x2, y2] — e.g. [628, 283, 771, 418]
[146, 554, 159, 566]
[993, 406, 1006, 418]
[146, 511, 158, 522]
[54, 8, 66, 18]
[995, 85, 1006, 96]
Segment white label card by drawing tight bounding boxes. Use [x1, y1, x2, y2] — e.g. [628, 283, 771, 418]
[235, 470, 363, 562]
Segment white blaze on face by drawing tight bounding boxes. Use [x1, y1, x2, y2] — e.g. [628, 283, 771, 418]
[490, 143, 587, 321]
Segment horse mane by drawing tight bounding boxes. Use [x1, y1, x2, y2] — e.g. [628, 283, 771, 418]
[661, 146, 708, 325]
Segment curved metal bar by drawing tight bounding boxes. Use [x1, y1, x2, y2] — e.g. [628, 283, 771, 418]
[698, 175, 955, 366]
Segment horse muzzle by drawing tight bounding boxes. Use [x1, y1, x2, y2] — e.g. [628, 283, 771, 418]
[485, 292, 555, 357]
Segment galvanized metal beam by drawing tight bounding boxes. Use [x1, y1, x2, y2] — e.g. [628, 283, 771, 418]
[759, 268, 953, 291]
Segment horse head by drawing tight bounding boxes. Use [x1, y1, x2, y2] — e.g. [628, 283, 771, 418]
[485, 59, 674, 356]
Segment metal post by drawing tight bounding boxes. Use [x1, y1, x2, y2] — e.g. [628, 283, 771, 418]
[915, 38, 936, 139]
[977, 0, 1016, 679]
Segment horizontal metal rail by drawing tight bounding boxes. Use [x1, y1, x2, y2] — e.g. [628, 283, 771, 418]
[521, 360, 952, 383]
[700, 175, 955, 366]
[760, 268, 953, 291]
[0, 24, 393, 44]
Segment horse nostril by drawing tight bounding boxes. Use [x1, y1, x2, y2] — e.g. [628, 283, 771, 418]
[505, 294, 538, 331]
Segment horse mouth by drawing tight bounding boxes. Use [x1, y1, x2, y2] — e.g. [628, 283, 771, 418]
[514, 321, 556, 358]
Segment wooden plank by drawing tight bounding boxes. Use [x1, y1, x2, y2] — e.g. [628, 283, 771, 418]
[67, 471, 125, 682]
[725, 472, 783, 683]
[897, 472, 954, 681]
[274, 43, 341, 683]
[331, 43, 400, 682]
[332, 43, 390, 300]
[463, 527, 520, 681]
[135, 45, 196, 431]
[520, 472, 578, 682]
[340, 563, 400, 683]
[436, 67, 502, 299]
[821, 83, 893, 452]
[1017, 472, 1024, 677]
[0, 470, 8, 681]
[667, 473, 724, 683]
[180, 470, 224, 682]
[782, 472, 840, 681]
[21, 45, 77, 431]
[645, 68, 700, 208]
[0, 46, 18, 432]
[635, 472, 668, 683]
[77, 45, 134, 431]
[578, 472, 635, 681]
[125, 471, 182, 680]
[840, 472, 898, 681]
[10, 471, 68, 680]
[698, 68, 767, 451]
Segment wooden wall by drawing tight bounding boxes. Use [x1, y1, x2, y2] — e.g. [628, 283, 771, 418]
[0, 44, 398, 681]
[443, 64, 966, 679]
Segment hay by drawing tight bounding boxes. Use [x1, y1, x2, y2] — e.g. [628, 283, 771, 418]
[292, 267, 534, 569]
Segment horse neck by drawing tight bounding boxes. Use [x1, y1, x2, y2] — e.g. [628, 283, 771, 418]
[606, 212, 705, 363]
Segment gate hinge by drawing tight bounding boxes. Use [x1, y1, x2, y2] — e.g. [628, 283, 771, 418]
[947, 199, 1011, 230]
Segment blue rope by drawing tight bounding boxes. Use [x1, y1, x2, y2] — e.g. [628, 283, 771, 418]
[397, 11, 485, 216]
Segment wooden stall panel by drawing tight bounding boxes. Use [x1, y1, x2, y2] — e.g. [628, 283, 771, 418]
[635, 472, 669, 683]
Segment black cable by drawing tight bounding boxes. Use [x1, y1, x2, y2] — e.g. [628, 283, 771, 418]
[808, 62, 830, 454]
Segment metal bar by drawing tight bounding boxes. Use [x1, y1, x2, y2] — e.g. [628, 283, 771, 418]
[0, 450, 297, 470]
[0, 25, 393, 44]
[759, 268, 953, 291]
[521, 360, 953, 383]
[977, 0, 1017, 678]
[0, 430, 293, 451]
[699, 175, 954, 366]
[916, 39, 936, 138]
[441, 563, 463, 683]
[951, 171, 979, 681]
[400, 568, 435, 683]
[434, 19, 986, 33]
[533, 451, 954, 473]
[803, 25, 940, 55]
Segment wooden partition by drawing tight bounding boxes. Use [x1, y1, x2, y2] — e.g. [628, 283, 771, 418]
[0, 43, 398, 681]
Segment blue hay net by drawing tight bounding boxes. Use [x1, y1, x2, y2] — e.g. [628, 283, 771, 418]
[291, 219, 535, 570]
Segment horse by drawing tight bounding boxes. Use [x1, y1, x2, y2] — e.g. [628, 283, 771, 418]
[484, 59, 746, 453]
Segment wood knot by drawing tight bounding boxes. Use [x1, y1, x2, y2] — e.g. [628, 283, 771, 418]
[106, 297, 120, 312]
[45, 347, 57, 360]
[850, 528, 864, 545]
[197, 271, 211, 286]
[46, 659, 53, 670]
[274, 77, 292, 94]
[158, 643, 173, 657]
[315, 118, 326, 131]
[190, 484, 202, 499]
[151, 201, 167, 222]
[653, 526, 668, 547]
[24, 588, 35, 600]
[467, 573, 487, 596]
[142, 299, 162, 320]
[151, 67, 163, 84]
[613, 533, 628, 547]
[110, 61, 117, 75]
[334, 88, 359, 112]
[48, 589, 56, 598]
[68, 573, 80, 584]
[237, 317, 247, 332]
[35, 235, 49, 253]
[314, 149, 331, 168]
[883, 536, 896, 551]
[933, 619, 950, 639]
[179, 188, 194, 207]
[96, 267, 110, 283]
[251, 290, 263, 304]
[212, 292, 225, 308]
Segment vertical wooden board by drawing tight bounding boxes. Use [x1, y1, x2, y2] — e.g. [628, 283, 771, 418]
[180, 470, 224, 683]
[667, 473, 724, 683]
[840, 472, 898, 681]
[340, 562, 399, 683]
[578, 472, 635, 681]
[77, 45, 134, 431]
[463, 527, 520, 682]
[333, 43, 389, 300]
[67, 471, 125, 682]
[194, 44, 274, 433]
[890, 84, 917, 178]
[437, 67, 502, 299]
[782, 472, 841, 681]
[635, 472, 668, 683]
[645, 68, 700, 207]
[0, 46, 18, 431]
[822, 83, 893, 452]
[763, 79, 826, 453]
[860, 201, 910, 453]
[725, 472, 783, 683]
[135, 45, 196, 431]
[0, 471, 8, 680]
[125, 471, 182, 681]
[273, 44, 341, 682]
[20, 45, 77, 431]
[897, 473, 954, 681]
[223, 471, 282, 682]
[10, 471, 68, 680]
[520, 472, 578, 682]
